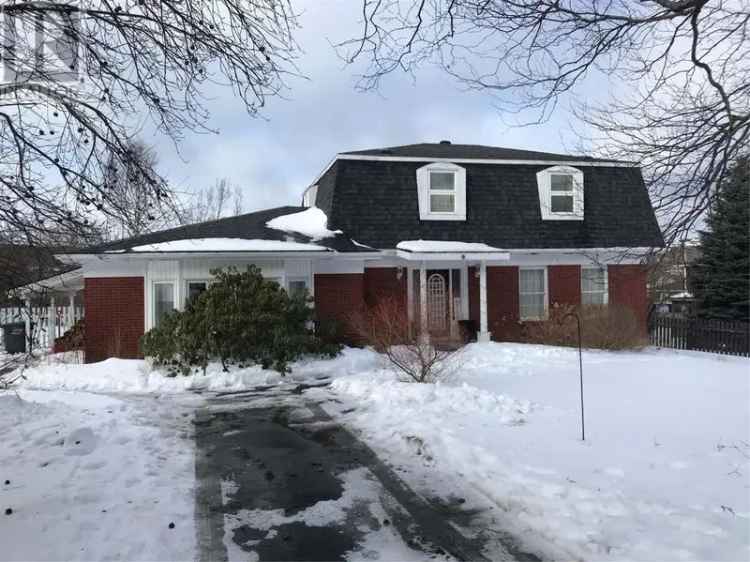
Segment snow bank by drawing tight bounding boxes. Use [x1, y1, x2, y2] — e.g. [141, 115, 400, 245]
[130, 237, 329, 252]
[0, 390, 195, 560]
[15, 347, 384, 394]
[332, 376, 533, 424]
[397, 240, 503, 252]
[329, 342, 750, 561]
[265, 207, 342, 241]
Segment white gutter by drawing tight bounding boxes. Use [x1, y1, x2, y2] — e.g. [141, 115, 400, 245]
[58, 250, 384, 262]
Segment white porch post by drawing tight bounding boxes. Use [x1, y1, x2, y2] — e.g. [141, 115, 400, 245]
[48, 296, 56, 351]
[68, 294, 75, 328]
[478, 261, 491, 343]
[24, 297, 31, 350]
[419, 262, 428, 341]
[406, 267, 414, 325]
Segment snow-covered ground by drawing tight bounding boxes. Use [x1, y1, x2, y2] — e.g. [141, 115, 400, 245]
[2, 344, 748, 561]
[0, 389, 197, 561]
[0, 349, 383, 562]
[322, 343, 750, 562]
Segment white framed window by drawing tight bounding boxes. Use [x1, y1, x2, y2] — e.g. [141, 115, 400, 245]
[416, 162, 466, 221]
[185, 279, 210, 304]
[153, 282, 175, 326]
[429, 171, 456, 213]
[519, 267, 548, 320]
[536, 166, 584, 220]
[287, 277, 309, 297]
[581, 266, 608, 305]
[550, 174, 575, 213]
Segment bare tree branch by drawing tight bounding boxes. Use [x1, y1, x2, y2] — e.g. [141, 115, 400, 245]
[340, 0, 749, 243]
[0, 0, 299, 245]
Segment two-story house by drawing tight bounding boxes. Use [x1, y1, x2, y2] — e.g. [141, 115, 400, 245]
[45, 142, 664, 362]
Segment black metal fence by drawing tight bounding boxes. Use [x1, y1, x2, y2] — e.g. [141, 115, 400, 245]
[649, 316, 750, 357]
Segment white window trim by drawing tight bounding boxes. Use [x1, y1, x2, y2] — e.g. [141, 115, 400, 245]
[416, 162, 466, 221]
[536, 165, 584, 221]
[519, 267, 548, 321]
[184, 278, 211, 304]
[302, 184, 318, 207]
[581, 266, 609, 305]
[286, 276, 310, 293]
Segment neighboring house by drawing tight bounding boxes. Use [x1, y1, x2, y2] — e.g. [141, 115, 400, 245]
[648, 242, 702, 316]
[40, 142, 663, 362]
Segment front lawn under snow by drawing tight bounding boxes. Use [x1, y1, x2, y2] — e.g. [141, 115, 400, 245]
[325, 344, 750, 562]
[0, 390, 196, 561]
[2, 344, 748, 561]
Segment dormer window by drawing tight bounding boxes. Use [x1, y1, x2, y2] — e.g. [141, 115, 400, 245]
[536, 166, 584, 220]
[429, 171, 455, 212]
[417, 162, 466, 221]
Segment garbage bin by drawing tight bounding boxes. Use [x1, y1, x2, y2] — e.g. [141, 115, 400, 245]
[2, 322, 26, 354]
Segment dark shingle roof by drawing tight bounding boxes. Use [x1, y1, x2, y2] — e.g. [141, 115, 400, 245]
[79, 206, 362, 253]
[315, 159, 664, 250]
[341, 142, 630, 164]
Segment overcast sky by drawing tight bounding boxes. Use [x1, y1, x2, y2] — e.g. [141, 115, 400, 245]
[148, 0, 600, 214]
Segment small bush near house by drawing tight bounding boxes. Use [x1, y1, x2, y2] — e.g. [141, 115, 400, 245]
[348, 297, 462, 383]
[53, 319, 85, 353]
[141, 266, 341, 375]
[524, 303, 647, 350]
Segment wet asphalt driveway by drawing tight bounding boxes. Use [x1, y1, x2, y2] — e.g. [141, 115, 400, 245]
[193, 381, 535, 562]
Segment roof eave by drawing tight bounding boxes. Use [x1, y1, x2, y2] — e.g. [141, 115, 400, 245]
[336, 153, 638, 167]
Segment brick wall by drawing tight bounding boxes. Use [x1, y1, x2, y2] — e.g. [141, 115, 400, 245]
[608, 264, 649, 333]
[548, 265, 581, 307]
[313, 273, 365, 341]
[363, 268, 407, 309]
[468, 266, 522, 341]
[84, 277, 144, 363]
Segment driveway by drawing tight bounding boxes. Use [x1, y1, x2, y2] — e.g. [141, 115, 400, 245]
[193, 381, 536, 562]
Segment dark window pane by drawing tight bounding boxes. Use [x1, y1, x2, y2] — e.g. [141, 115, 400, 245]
[288, 280, 307, 297]
[430, 193, 455, 212]
[187, 281, 207, 303]
[430, 172, 455, 190]
[551, 174, 573, 191]
[551, 195, 574, 213]
[154, 283, 174, 326]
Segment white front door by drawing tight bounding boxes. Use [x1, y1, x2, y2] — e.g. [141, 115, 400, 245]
[427, 272, 448, 332]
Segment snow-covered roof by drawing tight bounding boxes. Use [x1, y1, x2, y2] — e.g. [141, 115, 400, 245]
[72, 206, 366, 255]
[396, 240, 502, 253]
[130, 238, 329, 253]
[265, 207, 342, 241]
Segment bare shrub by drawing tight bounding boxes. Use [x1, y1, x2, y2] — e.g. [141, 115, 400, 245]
[525, 304, 647, 351]
[349, 297, 462, 383]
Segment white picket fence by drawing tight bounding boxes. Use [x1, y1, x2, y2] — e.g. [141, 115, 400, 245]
[0, 303, 84, 352]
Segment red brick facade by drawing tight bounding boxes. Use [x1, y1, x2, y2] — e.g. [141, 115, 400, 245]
[608, 264, 649, 333]
[84, 277, 144, 363]
[466, 263, 647, 340]
[81, 265, 649, 361]
[548, 265, 581, 307]
[363, 268, 407, 309]
[313, 273, 365, 341]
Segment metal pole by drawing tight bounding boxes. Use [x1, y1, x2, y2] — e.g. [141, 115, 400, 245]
[562, 311, 585, 441]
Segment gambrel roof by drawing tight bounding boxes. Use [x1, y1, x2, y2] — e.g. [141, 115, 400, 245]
[314, 143, 664, 250]
[341, 142, 631, 164]
[75, 143, 663, 256]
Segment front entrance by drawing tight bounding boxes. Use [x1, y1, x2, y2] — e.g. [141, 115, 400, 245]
[411, 268, 466, 339]
[426, 271, 449, 333]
